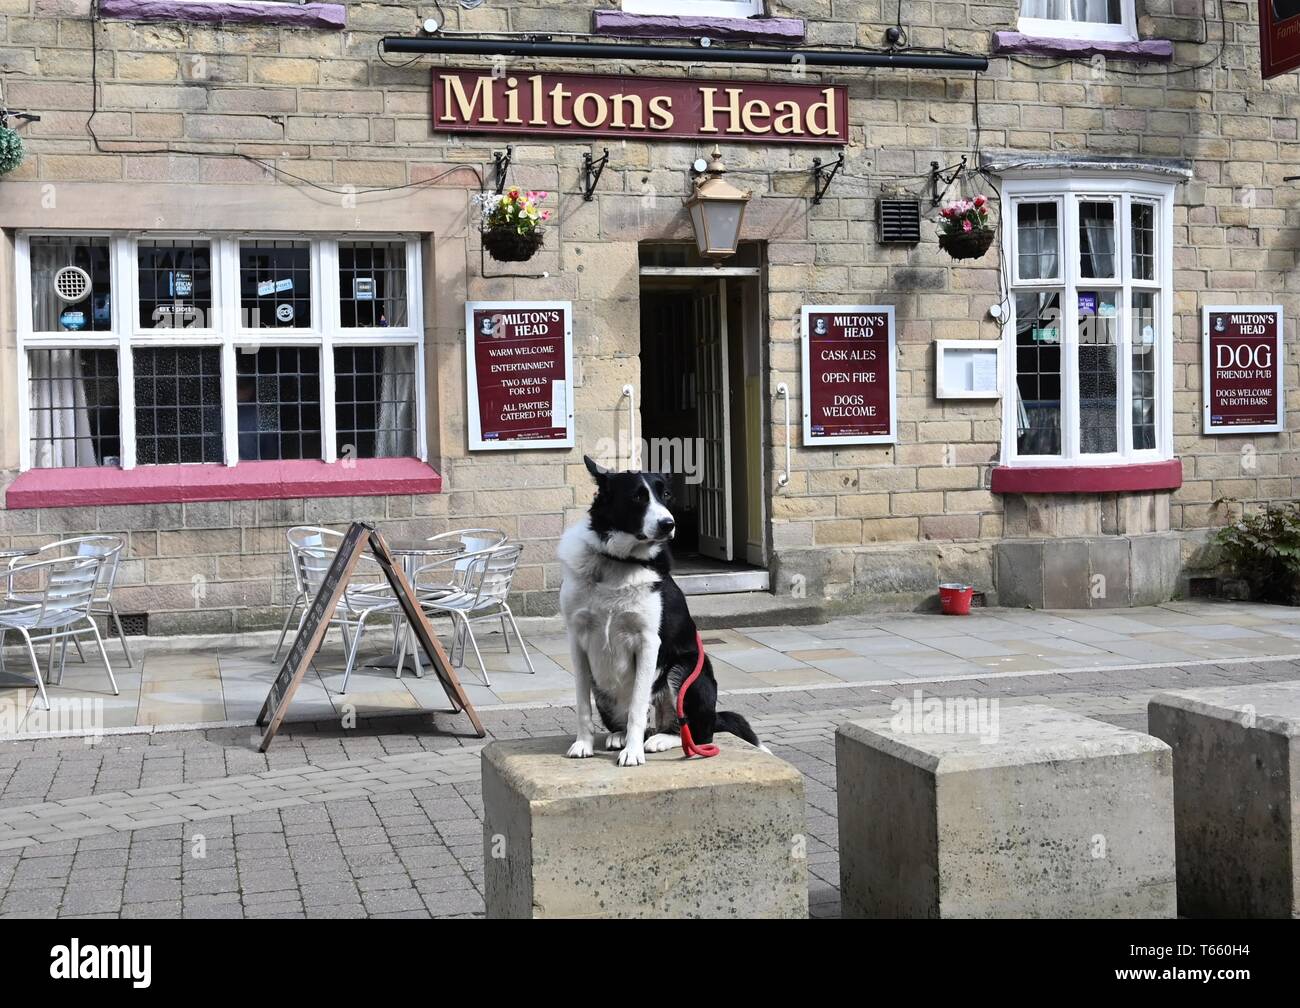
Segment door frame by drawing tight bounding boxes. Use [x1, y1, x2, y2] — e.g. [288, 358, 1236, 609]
[637, 254, 769, 568]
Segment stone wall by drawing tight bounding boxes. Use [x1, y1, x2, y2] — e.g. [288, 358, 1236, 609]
[0, 0, 1295, 627]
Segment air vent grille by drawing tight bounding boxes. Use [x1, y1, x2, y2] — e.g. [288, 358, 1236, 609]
[877, 198, 922, 244]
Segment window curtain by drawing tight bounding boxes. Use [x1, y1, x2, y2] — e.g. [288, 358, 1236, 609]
[30, 350, 96, 468]
[1079, 207, 1116, 277]
[1020, 0, 1118, 23]
[376, 347, 416, 457]
[1018, 213, 1058, 279]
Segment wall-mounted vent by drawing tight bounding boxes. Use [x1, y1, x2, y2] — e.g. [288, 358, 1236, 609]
[108, 613, 149, 637]
[877, 199, 922, 244]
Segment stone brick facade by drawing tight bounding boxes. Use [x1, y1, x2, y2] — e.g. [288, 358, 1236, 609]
[0, 1, 1294, 632]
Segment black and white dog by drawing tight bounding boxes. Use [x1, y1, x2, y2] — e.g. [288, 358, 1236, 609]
[558, 456, 763, 767]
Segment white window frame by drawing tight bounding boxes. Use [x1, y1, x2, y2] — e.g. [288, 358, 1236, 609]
[15, 231, 426, 472]
[622, 0, 765, 18]
[999, 173, 1175, 468]
[1018, 1, 1137, 43]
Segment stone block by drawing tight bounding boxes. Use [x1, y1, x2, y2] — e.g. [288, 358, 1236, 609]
[1148, 682, 1300, 918]
[1042, 538, 1091, 608]
[482, 735, 807, 919]
[837, 705, 1175, 918]
[994, 538, 1042, 608]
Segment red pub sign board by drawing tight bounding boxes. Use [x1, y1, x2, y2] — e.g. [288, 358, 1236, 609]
[1202, 305, 1285, 435]
[800, 305, 897, 445]
[465, 300, 575, 451]
[1260, 1, 1300, 79]
[433, 69, 848, 145]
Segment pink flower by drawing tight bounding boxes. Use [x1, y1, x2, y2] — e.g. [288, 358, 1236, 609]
[974, 195, 987, 208]
[962, 219, 973, 232]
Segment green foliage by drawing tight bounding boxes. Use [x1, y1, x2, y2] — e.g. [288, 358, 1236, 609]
[1213, 503, 1300, 604]
[0, 126, 24, 176]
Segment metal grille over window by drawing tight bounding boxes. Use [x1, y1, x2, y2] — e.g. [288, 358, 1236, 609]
[235, 346, 322, 461]
[338, 241, 408, 328]
[1131, 291, 1158, 451]
[334, 346, 417, 459]
[29, 236, 113, 333]
[28, 348, 121, 467]
[1014, 291, 1063, 456]
[135, 347, 223, 465]
[240, 240, 311, 329]
[1016, 202, 1059, 281]
[138, 239, 213, 330]
[1131, 202, 1155, 281]
[1077, 290, 1119, 454]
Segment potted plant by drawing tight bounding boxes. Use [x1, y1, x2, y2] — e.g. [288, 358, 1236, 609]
[0, 123, 25, 177]
[937, 194, 994, 261]
[475, 186, 552, 262]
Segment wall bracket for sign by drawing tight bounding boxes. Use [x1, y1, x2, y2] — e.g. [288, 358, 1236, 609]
[255, 523, 485, 752]
[811, 153, 844, 206]
[493, 146, 513, 195]
[930, 155, 968, 207]
[582, 148, 610, 202]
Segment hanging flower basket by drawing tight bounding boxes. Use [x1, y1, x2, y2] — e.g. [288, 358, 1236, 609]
[482, 226, 545, 263]
[938, 228, 995, 260]
[937, 194, 994, 261]
[473, 187, 552, 264]
[0, 125, 25, 176]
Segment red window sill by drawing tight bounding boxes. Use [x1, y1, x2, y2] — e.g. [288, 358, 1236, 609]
[5, 458, 442, 510]
[991, 458, 1182, 495]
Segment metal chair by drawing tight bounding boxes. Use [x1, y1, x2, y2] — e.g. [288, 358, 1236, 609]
[272, 525, 393, 664]
[413, 543, 535, 687]
[294, 546, 405, 694]
[0, 555, 119, 710]
[5, 535, 132, 669]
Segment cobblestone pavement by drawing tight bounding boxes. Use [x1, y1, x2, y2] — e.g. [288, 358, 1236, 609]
[2, 651, 1297, 918]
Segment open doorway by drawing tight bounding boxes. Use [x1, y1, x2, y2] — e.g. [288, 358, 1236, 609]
[639, 243, 768, 592]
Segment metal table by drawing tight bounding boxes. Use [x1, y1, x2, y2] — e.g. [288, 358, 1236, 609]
[365, 538, 463, 677]
[0, 547, 39, 562]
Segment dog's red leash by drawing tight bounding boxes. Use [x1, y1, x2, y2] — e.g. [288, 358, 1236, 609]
[676, 631, 719, 759]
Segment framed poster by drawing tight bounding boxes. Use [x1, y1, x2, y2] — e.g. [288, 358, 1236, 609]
[800, 304, 896, 445]
[1202, 305, 1285, 434]
[1260, 0, 1300, 79]
[465, 300, 575, 451]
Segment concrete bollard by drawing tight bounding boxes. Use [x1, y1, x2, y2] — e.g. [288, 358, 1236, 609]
[837, 704, 1176, 918]
[481, 734, 807, 919]
[1148, 681, 1300, 918]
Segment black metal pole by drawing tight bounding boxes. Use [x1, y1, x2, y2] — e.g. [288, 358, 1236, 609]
[381, 35, 988, 72]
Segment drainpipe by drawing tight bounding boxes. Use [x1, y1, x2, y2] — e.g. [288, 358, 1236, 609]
[381, 36, 989, 73]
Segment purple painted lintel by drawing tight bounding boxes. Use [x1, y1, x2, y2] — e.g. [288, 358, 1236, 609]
[99, 0, 346, 30]
[594, 10, 805, 43]
[992, 31, 1173, 62]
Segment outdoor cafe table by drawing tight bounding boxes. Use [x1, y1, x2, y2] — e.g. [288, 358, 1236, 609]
[0, 547, 39, 562]
[364, 537, 464, 677]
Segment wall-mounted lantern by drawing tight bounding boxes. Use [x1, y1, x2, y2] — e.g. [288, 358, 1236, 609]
[684, 147, 752, 264]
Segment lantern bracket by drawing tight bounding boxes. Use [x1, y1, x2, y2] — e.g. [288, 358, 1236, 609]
[930, 155, 967, 207]
[582, 148, 610, 202]
[811, 153, 844, 206]
[492, 146, 513, 195]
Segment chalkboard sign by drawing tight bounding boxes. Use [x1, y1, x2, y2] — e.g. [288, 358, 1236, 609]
[257, 522, 485, 751]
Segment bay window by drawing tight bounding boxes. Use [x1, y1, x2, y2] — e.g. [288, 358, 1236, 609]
[621, 1, 765, 16]
[16, 232, 424, 471]
[1001, 175, 1173, 466]
[1018, 1, 1137, 42]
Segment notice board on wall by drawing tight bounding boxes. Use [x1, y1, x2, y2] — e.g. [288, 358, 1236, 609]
[1260, 1, 1300, 79]
[1201, 305, 1285, 435]
[799, 305, 896, 445]
[466, 300, 574, 451]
